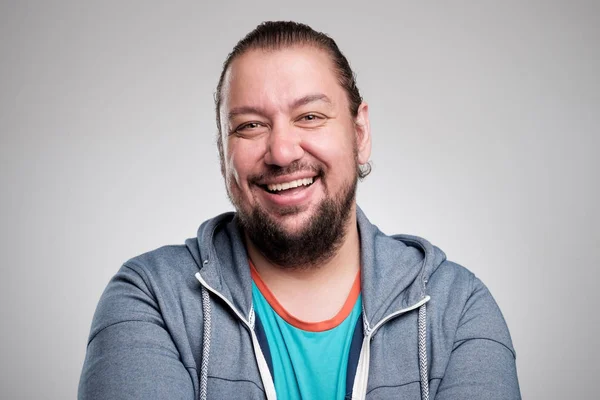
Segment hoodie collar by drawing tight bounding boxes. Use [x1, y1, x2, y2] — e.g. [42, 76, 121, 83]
[355, 207, 445, 326]
[187, 207, 446, 327]
[187, 212, 255, 320]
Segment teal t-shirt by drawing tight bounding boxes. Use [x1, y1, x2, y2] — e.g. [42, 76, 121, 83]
[251, 271, 361, 400]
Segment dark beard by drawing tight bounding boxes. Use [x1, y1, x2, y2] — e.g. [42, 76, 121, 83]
[236, 175, 357, 269]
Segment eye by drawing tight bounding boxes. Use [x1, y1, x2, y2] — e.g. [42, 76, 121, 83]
[234, 122, 265, 133]
[296, 113, 326, 127]
[300, 114, 320, 121]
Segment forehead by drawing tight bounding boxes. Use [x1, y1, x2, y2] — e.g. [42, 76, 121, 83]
[221, 46, 345, 111]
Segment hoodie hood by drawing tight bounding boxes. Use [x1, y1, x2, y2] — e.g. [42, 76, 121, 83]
[186, 206, 447, 328]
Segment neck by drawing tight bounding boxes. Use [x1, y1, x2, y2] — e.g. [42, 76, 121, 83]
[246, 205, 361, 322]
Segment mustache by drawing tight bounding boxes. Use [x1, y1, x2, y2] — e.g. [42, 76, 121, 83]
[248, 161, 323, 185]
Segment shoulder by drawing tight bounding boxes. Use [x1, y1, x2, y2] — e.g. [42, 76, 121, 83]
[88, 241, 203, 342]
[124, 242, 200, 282]
[427, 256, 516, 357]
[427, 257, 477, 301]
[426, 254, 494, 316]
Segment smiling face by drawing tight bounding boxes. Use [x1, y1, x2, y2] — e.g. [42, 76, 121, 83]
[219, 45, 371, 267]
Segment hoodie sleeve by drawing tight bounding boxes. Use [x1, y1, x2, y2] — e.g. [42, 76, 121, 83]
[435, 276, 521, 400]
[78, 263, 195, 400]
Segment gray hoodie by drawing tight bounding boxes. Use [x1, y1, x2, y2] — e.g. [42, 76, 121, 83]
[79, 207, 521, 399]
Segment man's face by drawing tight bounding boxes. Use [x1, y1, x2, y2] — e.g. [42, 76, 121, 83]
[219, 46, 370, 266]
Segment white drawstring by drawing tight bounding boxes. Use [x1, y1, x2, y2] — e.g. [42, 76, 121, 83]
[418, 303, 429, 400]
[199, 286, 211, 400]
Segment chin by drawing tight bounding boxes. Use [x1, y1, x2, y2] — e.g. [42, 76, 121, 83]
[278, 215, 313, 234]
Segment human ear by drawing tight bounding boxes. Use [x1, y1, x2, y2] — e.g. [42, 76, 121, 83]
[354, 102, 371, 164]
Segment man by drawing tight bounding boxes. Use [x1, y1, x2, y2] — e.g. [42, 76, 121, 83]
[79, 21, 520, 399]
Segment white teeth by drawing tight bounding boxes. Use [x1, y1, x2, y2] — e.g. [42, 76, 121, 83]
[267, 177, 314, 192]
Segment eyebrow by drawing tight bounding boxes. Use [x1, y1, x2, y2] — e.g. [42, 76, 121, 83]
[227, 93, 333, 121]
[227, 106, 266, 121]
[290, 93, 332, 109]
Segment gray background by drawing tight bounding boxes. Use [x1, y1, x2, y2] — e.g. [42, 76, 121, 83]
[1, 1, 598, 398]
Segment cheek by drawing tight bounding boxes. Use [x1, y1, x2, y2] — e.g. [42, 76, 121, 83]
[226, 139, 265, 187]
[302, 126, 356, 168]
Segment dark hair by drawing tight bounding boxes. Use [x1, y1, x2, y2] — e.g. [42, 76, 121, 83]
[215, 21, 371, 179]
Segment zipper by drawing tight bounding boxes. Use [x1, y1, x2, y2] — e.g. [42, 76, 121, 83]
[195, 272, 278, 400]
[351, 296, 431, 400]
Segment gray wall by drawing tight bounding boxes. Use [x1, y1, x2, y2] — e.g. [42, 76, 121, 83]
[1, 1, 598, 398]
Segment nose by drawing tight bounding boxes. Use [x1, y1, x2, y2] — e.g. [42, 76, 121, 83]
[263, 124, 304, 167]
